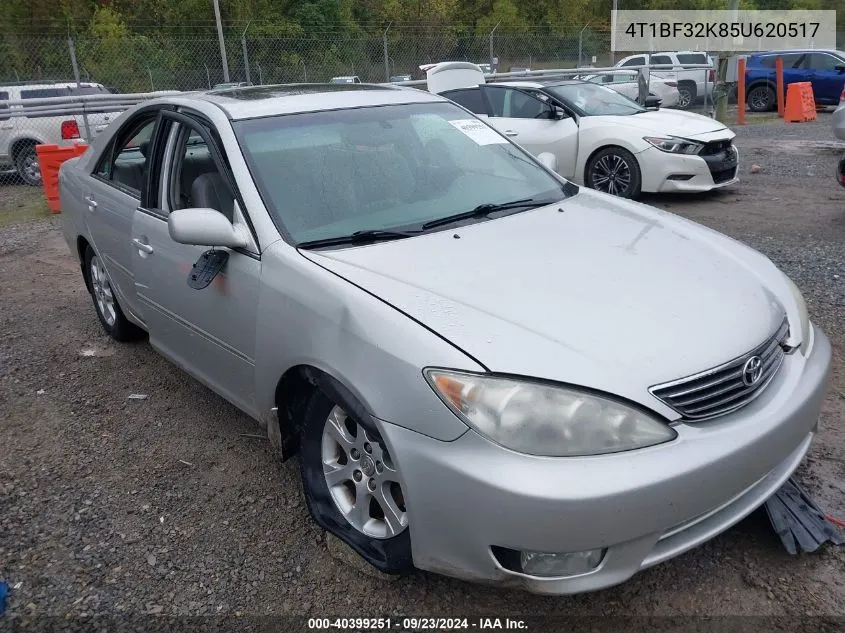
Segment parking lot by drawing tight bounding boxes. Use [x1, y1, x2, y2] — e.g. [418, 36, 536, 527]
[1, 113, 844, 623]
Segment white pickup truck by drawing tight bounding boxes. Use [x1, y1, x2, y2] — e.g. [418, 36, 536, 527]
[0, 81, 119, 185]
[615, 51, 715, 109]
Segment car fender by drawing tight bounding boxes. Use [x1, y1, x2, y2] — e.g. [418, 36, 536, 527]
[8, 130, 50, 158]
[254, 240, 483, 445]
[575, 119, 652, 183]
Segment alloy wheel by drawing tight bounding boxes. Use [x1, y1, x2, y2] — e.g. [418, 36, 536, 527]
[591, 153, 632, 196]
[89, 254, 117, 327]
[677, 88, 692, 109]
[749, 87, 771, 111]
[321, 406, 408, 539]
[21, 150, 41, 185]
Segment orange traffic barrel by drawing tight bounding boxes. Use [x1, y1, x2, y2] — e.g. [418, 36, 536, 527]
[35, 143, 89, 213]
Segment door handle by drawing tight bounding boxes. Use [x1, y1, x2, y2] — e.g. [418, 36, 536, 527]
[504, 130, 519, 137]
[132, 238, 154, 254]
[84, 194, 98, 210]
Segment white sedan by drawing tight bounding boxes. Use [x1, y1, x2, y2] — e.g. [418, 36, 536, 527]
[428, 63, 738, 199]
[582, 71, 680, 109]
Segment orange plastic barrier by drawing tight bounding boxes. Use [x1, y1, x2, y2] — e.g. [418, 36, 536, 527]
[35, 143, 89, 213]
[784, 82, 816, 123]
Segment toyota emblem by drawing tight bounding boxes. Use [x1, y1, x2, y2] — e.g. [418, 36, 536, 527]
[742, 356, 764, 386]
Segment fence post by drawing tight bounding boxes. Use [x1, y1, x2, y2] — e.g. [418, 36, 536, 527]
[212, 0, 230, 83]
[578, 23, 590, 68]
[737, 57, 746, 125]
[242, 21, 252, 84]
[147, 66, 155, 91]
[489, 21, 501, 70]
[383, 22, 392, 82]
[204, 63, 211, 89]
[67, 37, 92, 140]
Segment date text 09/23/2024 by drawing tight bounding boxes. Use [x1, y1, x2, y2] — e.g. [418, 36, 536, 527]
[307, 618, 528, 631]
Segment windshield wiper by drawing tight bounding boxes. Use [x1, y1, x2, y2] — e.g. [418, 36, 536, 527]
[297, 228, 420, 249]
[421, 198, 554, 231]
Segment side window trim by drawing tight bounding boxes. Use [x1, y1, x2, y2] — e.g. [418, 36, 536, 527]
[91, 105, 166, 198]
[159, 109, 260, 252]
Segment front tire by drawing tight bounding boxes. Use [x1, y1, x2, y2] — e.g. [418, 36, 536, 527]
[748, 84, 775, 112]
[84, 246, 143, 342]
[299, 390, 413, 574]
[15, 143, 41, 186]
[585, 147, 642, 199]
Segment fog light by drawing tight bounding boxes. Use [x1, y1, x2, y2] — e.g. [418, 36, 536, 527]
[519, 548, 605, 577]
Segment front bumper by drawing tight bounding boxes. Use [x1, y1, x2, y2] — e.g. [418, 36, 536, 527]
[378, 325, 831, 594]
[638, 144, 739, 193]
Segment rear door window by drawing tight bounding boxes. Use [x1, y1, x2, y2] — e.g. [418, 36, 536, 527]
[621, 56, 645, 67]
[676, 53, 708, 65]
[20, 88, 61, 99]
[94, 117, 158, 197]
[441, 88, 488, 115]
[650, 54, 673, 68]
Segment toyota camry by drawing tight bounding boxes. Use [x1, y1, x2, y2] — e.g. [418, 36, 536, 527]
[59, 83, 830, 594]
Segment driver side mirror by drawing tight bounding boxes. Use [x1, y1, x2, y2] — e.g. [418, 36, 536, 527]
[552, 106, 568, 120]
[645, 95, 663, 109]
[835, 65, 845, 73]
[168, 208, 249, 248]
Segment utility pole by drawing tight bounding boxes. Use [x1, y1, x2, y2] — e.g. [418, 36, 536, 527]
[383, 22, 392, 83]
[715, 0, 740, 122]
[213, 0, 230, 83]
[489, 21, 501, 72]
[610, 0, 619, 65]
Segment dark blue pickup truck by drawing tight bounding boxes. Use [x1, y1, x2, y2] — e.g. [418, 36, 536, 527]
[745, 49, 845, 112]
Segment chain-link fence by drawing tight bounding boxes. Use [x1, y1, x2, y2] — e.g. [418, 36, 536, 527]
[1, 29, 844, 192]
[0, 30, 616, 91]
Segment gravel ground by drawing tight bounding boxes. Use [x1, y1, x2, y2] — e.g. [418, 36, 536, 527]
[1, 114, 844, 630]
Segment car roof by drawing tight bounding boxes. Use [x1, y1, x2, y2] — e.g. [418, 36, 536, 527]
[186, 83, 446, 120]
[1, 81, 104, 90]
[751, 49, 842, 56]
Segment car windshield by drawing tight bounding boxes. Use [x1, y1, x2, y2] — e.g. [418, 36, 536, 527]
[234, 102, 568, 245]
[545, 83, 646, 116]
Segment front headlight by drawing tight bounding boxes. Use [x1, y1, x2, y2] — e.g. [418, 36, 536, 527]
[643, 136, 704, 154]
[783, 274, 810, 355]
[425, 370, 677, 457]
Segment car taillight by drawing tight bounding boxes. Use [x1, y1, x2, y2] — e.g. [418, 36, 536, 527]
[840, 87, 845, 103]
[708, 69, 715, 82]
[61, 119, 81, 140]
[665, 81, 677, 87]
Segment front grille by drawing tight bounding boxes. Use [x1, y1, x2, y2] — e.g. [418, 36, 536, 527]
[650, 318, 790, 420]
[699, 139, 733, 156]
[700, 143, 738, 184]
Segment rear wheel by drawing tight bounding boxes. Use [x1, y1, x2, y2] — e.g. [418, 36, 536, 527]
[585, 147, 642, 199]
[15, 143, 41, 186]
[84, 246, 144, 342]
[676, 82, 696, 109]
[748, 84, 775, 112]
[299, 390, 412, 574]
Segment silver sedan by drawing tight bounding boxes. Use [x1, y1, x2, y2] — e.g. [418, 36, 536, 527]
[59, 84, 831, 594]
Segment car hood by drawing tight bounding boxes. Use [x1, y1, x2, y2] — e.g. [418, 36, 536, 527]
[300, 190, 790, 416]
[593, 109, 731, 138]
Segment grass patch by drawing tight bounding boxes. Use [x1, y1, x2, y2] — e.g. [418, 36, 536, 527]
[0, 186, 52, 227]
